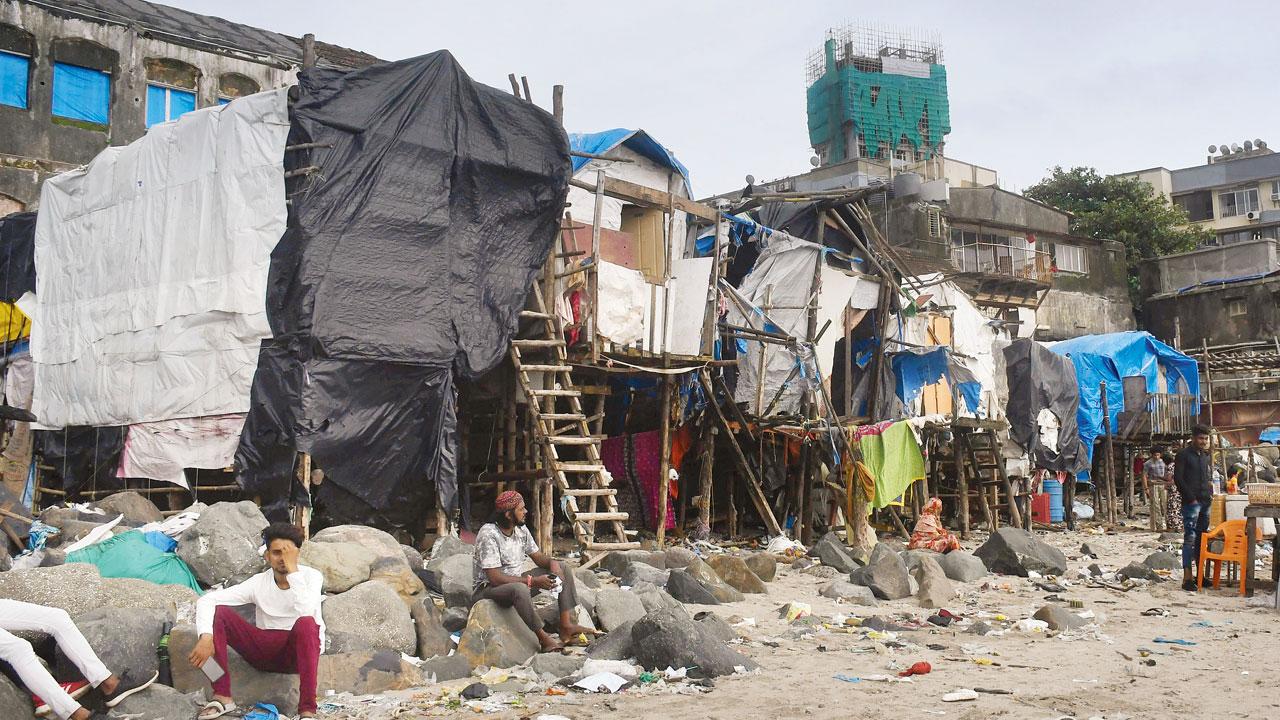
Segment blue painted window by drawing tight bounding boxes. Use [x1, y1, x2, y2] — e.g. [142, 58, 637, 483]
[52, 62, 110, 124]
[0, 50, 29, 109]
[217, 97, 231, 106]
[146, 83, 196, 128]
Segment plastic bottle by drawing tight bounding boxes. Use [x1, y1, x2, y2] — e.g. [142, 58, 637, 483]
[157, 621, 173, 686]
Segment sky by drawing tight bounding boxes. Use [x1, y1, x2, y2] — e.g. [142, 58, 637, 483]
[168, 0, 1280, 198]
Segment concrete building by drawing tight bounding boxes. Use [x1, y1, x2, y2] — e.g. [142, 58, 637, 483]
[0, 0, 377, 213]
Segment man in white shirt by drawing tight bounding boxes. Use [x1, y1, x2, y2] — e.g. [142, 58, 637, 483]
[471, 490, 593, 652]
[188, 523, 323, 720]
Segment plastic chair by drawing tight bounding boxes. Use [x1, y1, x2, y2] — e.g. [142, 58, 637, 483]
[1197, 519, 1249, 595]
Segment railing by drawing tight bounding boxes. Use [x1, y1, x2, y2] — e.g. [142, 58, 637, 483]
[1149, 392, 1197, 436]
[950, 241, 1053, 283]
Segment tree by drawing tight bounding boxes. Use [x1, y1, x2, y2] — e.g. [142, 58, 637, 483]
[1024, 166, 1212, 304]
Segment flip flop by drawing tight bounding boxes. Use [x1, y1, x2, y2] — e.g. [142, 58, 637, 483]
[197, 699, 238, 720]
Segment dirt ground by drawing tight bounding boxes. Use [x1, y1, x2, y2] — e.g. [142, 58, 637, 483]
[321, 515, 1279, 720]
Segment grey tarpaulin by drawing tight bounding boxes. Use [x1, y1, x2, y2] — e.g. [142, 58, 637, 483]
[236, 50, 570, 529]
[1003, 338, 1089, 474]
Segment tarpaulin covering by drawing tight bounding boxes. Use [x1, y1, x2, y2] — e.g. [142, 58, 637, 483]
[1003, 338, 1088, 474]
[236, 51, 570, 529]
[1049, 331, 1199, 474]
[28, 89, 290, 428]
[67, 529, 202, 592]
[568, 128, 691, 196]
[118, 414, 246, 489]
[34, 425, 126, 495]
[51, 62, 109, 125]
[0, 211, 36, 303]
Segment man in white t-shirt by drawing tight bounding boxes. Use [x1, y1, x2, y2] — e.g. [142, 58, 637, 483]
[188, 523, 324, 720]
[471, 490, 593, 652]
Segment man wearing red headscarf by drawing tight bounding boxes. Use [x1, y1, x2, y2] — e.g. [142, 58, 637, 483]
[471, 490, 594, 651]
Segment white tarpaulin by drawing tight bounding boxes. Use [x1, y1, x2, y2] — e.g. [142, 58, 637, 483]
[118, 414, 246, 488]
[28, 89, 289, 428]
[881, 57, 932, 78]
[663, 257, 714, 356]
[596, 261, 647, 346]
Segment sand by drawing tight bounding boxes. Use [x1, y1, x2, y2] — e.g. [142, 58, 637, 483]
[323, 520, 1279, 720]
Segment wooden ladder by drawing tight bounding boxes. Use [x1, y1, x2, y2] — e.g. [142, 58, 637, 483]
[509, 276, 639, 557]
[958, 428, 1024, 531]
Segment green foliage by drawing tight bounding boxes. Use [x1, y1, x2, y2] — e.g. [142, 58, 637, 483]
[1025, 166, 1212, 307]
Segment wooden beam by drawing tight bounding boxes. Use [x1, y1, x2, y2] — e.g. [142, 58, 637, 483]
[568, 176, 718, 223]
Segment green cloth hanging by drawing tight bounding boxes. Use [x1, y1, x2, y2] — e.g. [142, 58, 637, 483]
[859, 421, 926, 510]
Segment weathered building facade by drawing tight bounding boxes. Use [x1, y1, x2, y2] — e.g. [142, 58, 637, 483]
[0, 0, 376, 212]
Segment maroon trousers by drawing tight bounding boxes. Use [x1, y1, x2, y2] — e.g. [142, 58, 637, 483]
[211, 605, 320, 715]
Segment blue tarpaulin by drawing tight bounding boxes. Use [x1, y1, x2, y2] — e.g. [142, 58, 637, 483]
[568, 128, 692, 196]
[0, 50, 29, 109]
[1049, 331, 1199, 477]
[52, 62, 110, 124]
[889, 346, 982, 414]
[146, 85, 195, 128]
[1261, 426, 1280, 444]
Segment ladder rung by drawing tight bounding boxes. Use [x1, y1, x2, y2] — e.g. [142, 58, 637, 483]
[520, 364, 573, 372]
[574, 511, 628, 521]
[557, 463, 606, 473]
[547, 436, 597, 445]
[531, 389, 581, 397]
[513, 339, 565, 348]
[564, 488, 617, 496]
[585, 541, 641, 550]
[542, 413, 586, 421]
[519, 310, 555, 320]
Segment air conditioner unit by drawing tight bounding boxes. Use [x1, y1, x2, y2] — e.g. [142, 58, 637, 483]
[1271, 193, 1280, 202]
[1247, 210, 1262, 221]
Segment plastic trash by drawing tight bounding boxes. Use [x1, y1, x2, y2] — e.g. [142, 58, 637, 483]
[1016, 619, 1049, 632]
[833, 673, 861, 683]
[898, 661, 932, 677]
[1073, 502, 1095, 519]
[573, 672, 628, 693]
[767, 535, 806, 557]
[942, 689, 979, 702]
[1153, 637, 1196, 646]
[780, 602, 812, 622]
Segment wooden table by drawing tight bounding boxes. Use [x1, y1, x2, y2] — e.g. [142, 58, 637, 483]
[1244, 504, 1280, 605]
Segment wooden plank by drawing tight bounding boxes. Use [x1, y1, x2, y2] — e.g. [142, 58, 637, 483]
[569, 176, 718, 222]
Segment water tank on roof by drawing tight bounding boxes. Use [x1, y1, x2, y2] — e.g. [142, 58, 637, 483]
[893, 172, 922, 198]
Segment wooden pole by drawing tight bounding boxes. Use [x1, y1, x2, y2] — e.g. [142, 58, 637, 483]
[1101, 380, 1116, 525]
[520, 76, 532, 104]
[1202, 339, 1225, 481]
[754, 286, 772, 415]
[698, 423, 716, 532]
[508, 73, 521, 98]
[552, 84, 564, 124]
[698, 369, 784, 536]
[301, 33, 316, 70]
[589, 172, 605, 363]
[656, 374, 673, 547]
[1124, 445, 1135, 518]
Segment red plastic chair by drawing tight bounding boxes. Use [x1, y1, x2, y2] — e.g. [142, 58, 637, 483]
[1197, 519, 1249, 595]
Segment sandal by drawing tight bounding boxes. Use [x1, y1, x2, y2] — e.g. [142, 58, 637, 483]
[198, 699, 237, 720]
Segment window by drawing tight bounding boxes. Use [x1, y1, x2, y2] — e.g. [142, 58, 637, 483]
[0, 50, 28, 109]
[146, 84, 195, 127]
[926, 208, 943, 238]
[1174, 191, 1214, 221]
[1226, 297, 1247, 317]
[1272, 180, 1280, 202]
[52, 62, 110, 124]
[1054, 243, 1088, 274]
[1218, 187, 1260, 218]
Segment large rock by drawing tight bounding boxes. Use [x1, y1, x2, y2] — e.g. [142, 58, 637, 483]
[693, 611, 737, 642]
[427, 535, 474, 567]
[620, 562, 670, 588]
[368, 555, 428, 605]
[438, 553, 476, 608]
[706, 555, 767, 594]
[585, 619, 636, 660]
[937, 551, 988, 583]
[819, 580, 878, 605]
[1143, 551, 1181, 571]
[106, 685, 202, 720]
[410, 598, 453, 659]
[100, 577, 198, 620]
[55, 608, 164, 685]
[299, 541, 376, 593]
[631, 607, 758, 678]
[808, 532, 862, 573]
[315, 649, 424, 695]
[421, 654, 473, 682]
[744, 552, 777, 582]
[401, 544, 425, 571]
[177, 501, 269, 587]
[637, 587, 683, 614]
[0, 563, 104, 615]
[323, 581, 416, 655]
[456, 599, 540, 669]
[666, 569, 720, 605]
[0, 669, 33, 719]
[530, 652, 586, 680]
[1033, 604, 1089, 631]
[604, 550, 665, 578]
[859, 547, 913, 600]
[912, 555, 956, 609]
[685, 558, 744, 603]
[594, 588, 646, 631]
[93, 492, 164, 526]
[442, 606, 469, 633]
[1117, 562, 1162, 582]
[973, 527, 1067, 577]
[170, 624, 299, 715]
[312, 525, 404, 565]
[664, 546, 698, 569]
[573, 566, 602, 589]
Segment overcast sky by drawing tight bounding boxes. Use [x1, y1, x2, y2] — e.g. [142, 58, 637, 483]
[169, 0, 1280, 197]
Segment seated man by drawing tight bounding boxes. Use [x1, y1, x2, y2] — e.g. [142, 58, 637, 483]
[472, 490, 593, 652]
[0, 598, 155, 719]
[188, 523, 323, 720]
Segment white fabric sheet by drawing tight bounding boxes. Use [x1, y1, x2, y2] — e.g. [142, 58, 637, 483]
[595, 261, 647, 346]
[29, 89, 290, 427]
[663, 257, 714, 356]
[881, 57, 932, 78]
[118, 414, 246, 488]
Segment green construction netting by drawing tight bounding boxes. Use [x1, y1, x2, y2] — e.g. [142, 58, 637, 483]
[807, 40, 951, 164]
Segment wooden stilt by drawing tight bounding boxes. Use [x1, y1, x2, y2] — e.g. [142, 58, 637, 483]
[656, 374, 673, 547]
[698, 422, 716, 532]
[698, 370, 783, 537]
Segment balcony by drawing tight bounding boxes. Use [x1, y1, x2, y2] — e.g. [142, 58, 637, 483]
[949, 241, 1053, 308]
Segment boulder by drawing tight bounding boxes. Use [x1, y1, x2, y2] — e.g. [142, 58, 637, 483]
[0, 563, 104, 615]
[456, 599, 540, 669]
[706, 555, 767, 594]
[819, 580, 878, 605]
[637, 587, 683, 614]
[437, 553, 475, 608]
[620, 562, 670, 588]
[0, 669, 33, 719]
[177, 501, 269, 587]
[1032, 604, 1089, 631]
[790, 556, 814, 570]
[936, 551, 988, 583]
[49, 519, 128, 547]
[693, 611, 737, 642]
[1143, 551, 1181, 571]
[442, 606, 469, 633]
[427, 535, 474, 565]
[421, 654, 473, 682]
[298, 541, 376, 593]
[170, 624, 299, 715]
[603, 550, 665, 578]
[99, 577, 198, 620]
[973, 527, 1067, 577]
[410, 598, 453, 659]
[666, 569, 719, 605]
[93, 491, 164, 526]
[315, 649, 425, 695]
[900, 549, 935, 575]
[594, 588, 646, 631]
[323, 581, 416, 655]
[744, 552, 777, 582]
[1080, 542, 1100, 558]
[530, 652, 586, 680]
[55, 608, 164, 685]
[685, 558, 744, 603]
[808, 532, 861, 573]
[912, 555, 956, 609]
[573, 566, 602, 589]
[859, 547, 912, 600]
[631, 606, 758, 678]
[585, 619, 636, 661]
[401, 544, 425, 571]
[664, 546, 698, 569]
[1117, 562, 1162, 582]
[105, 684, 201, 720]
[805, 565, 841, 579]
[368, 555, 427, 605]
[312, 524, 405, 565]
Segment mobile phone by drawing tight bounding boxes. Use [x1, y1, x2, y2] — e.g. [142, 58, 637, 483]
[200, 658, 225, 684]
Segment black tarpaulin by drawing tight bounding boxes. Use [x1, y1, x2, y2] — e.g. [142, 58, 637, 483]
[34, 426, 127, 496]
[1003, 338, 1088, 474]
[0, 212, 36, 303]
[236, 51, 570, 530]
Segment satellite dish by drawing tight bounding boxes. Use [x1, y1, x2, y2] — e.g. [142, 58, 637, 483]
[1232, 143, 1243, 152]
[1208, 145, 1218, 153]
[1245, 140, 1254, 151]
[1221, 142, 1232, 154]
[810, 155, 821, 167]
[745, 174, 755, 185]
[1256, 138, 1264, 147]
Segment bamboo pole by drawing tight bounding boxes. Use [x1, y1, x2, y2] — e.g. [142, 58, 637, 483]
[656, 374, 673, 547]
[1101, 381, 1117, 525]
[698, 422, 716, 532]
